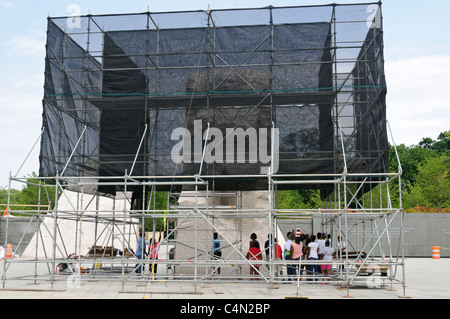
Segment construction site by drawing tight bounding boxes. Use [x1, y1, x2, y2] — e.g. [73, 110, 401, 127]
[0, 2, 410, 298]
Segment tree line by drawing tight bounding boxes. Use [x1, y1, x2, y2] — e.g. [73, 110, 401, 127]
[391, 130, 450, 212]
[0, 173, 56, 214]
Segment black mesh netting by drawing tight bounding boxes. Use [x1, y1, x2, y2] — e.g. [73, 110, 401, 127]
[39, 4, 388, 193]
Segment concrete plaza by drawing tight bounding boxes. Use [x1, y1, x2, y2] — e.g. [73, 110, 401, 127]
[0, 257, 447, 299]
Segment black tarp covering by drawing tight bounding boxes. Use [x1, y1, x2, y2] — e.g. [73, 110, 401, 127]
[349, 25, 388, 197]
[39, 5, 388, 194]
[352, 26, 388, 175]
[99, 33, 147, 178]
[93, 23, 334, 190]
[40, 19, 101, 179]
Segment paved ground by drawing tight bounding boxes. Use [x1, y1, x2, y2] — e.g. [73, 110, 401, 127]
[0, 258, 448, 299]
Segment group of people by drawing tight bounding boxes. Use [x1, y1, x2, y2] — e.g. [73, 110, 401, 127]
[212, 230, 346, 282]
[133, 230, 345, 280]
[135, 230, 347, 280]
[284, 231, 338, 282]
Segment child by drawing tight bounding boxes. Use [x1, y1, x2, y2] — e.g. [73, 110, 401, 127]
[271, 238, 284, 278]
[212, 232, 221, 275]
[321, 240, 334, 283]
[246, 240, 262, 280]
[148, 230, 162, 275]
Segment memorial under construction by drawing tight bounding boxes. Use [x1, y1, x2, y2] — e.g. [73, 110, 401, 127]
[2, 2, 408, 296]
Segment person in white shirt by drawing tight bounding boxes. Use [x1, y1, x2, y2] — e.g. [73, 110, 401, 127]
[306, 235, 320, 281]
[316, 232, 326, 256]
[321, 240, 334, 283]
[284, 232, 293, 259]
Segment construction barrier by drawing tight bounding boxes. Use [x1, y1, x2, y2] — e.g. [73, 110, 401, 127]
[6, 243, 13, 259]
[432, 246, 440, 259]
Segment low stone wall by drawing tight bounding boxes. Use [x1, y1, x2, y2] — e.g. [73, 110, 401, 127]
[312, 213, 450, 258]
[0, 217, 42, 256]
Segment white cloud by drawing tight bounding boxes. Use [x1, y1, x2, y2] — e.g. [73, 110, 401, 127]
[385, 54, 450, 146]
[0, 65, 44, 188]
[0, 86, 42, 188]
[3, 29, 46, 57]
[0, 1, 13, 8]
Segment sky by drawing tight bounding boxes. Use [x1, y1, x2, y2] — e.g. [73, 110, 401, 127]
[0, 0, 449, 189]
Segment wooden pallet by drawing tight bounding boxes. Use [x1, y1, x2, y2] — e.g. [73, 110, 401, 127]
[357, 264, 390, 276]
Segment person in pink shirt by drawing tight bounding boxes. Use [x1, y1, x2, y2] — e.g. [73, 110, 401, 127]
[320, 240, 334, 283]
[290, 236, 303, 277]
[148, 230, 162, 275]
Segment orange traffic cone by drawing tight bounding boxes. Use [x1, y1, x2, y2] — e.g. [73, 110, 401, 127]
[432, 246, 440, 259]
[6, 243, 13, 259]
[2, 208, 8, 217]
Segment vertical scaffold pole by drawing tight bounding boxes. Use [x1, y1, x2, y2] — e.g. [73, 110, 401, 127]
[1, 171, 12, 288]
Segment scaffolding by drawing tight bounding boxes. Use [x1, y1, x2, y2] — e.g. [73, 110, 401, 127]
[1, 2, 408, 297]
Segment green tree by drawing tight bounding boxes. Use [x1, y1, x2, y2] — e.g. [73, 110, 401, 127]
[418, 137, 435, 149]
[0, 173, 58, 214]
[144, 191, 174, 232]
[433, 131, 450, 154]
[19, 173, 57, 210]
[418, 130, 450, 154]
[403, 155, 450, 212]
[0, 187, 21, 210]
[389, 143, 436, 191]
[362, 182, 400, 211]
[277, 189, 321, 210]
